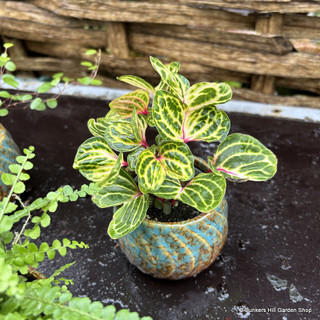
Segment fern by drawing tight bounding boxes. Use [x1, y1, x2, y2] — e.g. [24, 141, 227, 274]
[0, 147, 152, 319]
[5, 239, 88, 274]
[2, 286, 152, 320]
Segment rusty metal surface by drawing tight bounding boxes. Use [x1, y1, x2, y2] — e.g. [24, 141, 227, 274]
[2, 95, 319, 320]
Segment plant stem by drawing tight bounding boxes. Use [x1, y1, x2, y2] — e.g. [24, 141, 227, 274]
[12, 194, 31, 246]
[0, 153, 30, 222]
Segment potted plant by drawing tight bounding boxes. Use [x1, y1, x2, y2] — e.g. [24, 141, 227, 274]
[73, 57, 277, 280]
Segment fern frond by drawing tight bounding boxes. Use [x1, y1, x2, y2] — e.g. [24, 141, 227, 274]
[5, 239, 88, 274]
[2, 286, 152, 320]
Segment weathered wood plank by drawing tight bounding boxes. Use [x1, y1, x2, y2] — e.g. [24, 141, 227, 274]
[129, 33, 320, 79]
[107, 22, 130, 58]
[25, 41, 252, 84]
[251, 14, 282, 94]
[290, 38, 320, 55]
[276, 77, 320, 94]
[0, 1, 88, 27]
[162, 0, 320, 13]
[27, 0, 320, 17]
[27, 0, 255, 29]
[0, 20, 108, 47]
[130, 24, 292, 54]
[26, 41, 320, 93]
[233, 87, 320, 109]
[283, 15, 320, 39]
[13, 57, 82, 73]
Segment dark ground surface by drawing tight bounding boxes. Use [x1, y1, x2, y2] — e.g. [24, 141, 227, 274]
[2, 95, 320, 320]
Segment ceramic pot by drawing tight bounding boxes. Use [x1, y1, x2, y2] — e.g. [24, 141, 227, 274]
[0, 124, 20, 200]
[118, 158, 228, 280]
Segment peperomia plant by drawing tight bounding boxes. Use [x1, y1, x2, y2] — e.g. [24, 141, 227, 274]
[73, 57, 277, 239]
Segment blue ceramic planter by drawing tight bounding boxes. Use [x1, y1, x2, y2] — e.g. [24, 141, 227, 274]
[118, 159, 228, 280]
[0, 124, 20, 200]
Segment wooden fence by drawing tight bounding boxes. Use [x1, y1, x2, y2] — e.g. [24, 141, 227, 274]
[1, 0, 320, 108]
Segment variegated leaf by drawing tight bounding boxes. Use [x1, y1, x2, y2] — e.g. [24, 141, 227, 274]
[105, 109, 124, 122]
[146, 109, 155, 127]
[127, 146, 145, 171]
[155, 134, 167, 146]
[177, 172, 226, 212]
[108, 193, 149, 239]
[184, 107, 230, 142]
[150, 56, 189, 100]
[92, 169, 139, 208]
[213, 133, 277, 181]
[109, 89, 149, 117]
[98, 152, 123, 187]
[151, 177, 181, 199]
[131, 107, 148, 145]
[156, 62, 180, 93]
[136, 148, 166, 191]
[159, 141, 194, 181]
[153, 90, 186, 142]
[185, 82, 232, 111]
[104, 113, 148, 152]
[73, 137, 118, 182]
[88, 117, 109, 137]
[207, 156, 224, 178]
[167, 61, 180, 73]
[117, 75, 155, 95]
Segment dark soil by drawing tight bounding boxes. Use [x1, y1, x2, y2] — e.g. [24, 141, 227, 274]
[146, 200, 200, 223]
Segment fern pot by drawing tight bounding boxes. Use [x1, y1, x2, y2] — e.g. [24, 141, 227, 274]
[118, 159, 228, 280]
[0, 124, 20, 200]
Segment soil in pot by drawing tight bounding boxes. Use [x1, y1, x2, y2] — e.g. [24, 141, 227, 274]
[146, 200, 200, 223]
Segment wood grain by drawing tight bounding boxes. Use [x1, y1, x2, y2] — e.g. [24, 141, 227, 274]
[130, 24, 292, 54]
[129, 33, 320, 79]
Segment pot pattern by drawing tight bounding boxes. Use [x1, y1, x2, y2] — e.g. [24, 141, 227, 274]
[119, 198, 228, 280]
[0, 124, 20, 200]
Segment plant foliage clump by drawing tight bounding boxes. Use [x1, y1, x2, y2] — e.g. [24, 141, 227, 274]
[0, 147, 152, 320]
[74, 57, 278, 239]
[0, 43, 102, 117]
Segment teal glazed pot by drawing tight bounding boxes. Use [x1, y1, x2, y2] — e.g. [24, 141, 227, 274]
[118, 158, 228, 280]
[0, 124, 20, 200]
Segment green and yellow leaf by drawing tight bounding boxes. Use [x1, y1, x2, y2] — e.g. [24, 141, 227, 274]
[92, 169, 139, 208]
[153, 91, 230, 144]
[104, 113, 147, 152]
[109, 89, 149, 117]
[184, 107, 230, 142]
[213, 133, 278, 181]
[108, 193, 149, 239]
[136, 149, 166, 191]
[117, 75, 155, 95]
[152, 90, 186, 142]
[177, 172, 226, 212]
[97, 152, 123, 187]
[150, 56, 189, 100]
[73, 137, 119, 182]
[185, 82, 232, 110]
[127, 146, 145, 171]
[159, 141, 194, 180]
[87, 117, 109, 137]
[151, 177, 181, 199]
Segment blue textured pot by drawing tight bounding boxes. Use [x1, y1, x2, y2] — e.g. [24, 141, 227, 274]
[0, 124, 20, 200]
[118, 159, 228, 280]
